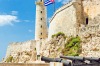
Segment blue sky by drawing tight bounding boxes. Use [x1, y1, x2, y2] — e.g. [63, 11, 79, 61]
[0, 0, 69, 60]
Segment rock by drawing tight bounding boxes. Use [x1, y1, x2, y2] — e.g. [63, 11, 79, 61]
[40, 35, 66, 58]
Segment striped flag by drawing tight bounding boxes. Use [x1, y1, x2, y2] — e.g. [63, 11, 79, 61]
[44, 0, 55, 6]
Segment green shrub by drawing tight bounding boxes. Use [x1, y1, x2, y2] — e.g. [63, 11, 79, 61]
[62, 36, 82, 56]
[6, 55, 13, 62]
[52, 32, 66, 39]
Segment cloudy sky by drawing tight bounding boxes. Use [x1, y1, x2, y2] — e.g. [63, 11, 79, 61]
[0, 0, 70, 60]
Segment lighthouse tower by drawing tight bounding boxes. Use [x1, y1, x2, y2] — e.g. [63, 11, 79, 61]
[35, 0, 48, 40]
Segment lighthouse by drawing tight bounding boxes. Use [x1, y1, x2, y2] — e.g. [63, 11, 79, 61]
[35, 0, 48, 61]
[35, 0, 48, 40]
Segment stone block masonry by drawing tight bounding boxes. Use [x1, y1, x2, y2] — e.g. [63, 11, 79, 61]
[48, 0, 83, 39]
[4, 40, 36, 63]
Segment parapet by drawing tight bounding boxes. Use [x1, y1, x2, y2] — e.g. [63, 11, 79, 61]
[49, 0, 82, 23]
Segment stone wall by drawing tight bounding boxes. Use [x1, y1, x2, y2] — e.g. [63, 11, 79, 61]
[83, 0, 100, 19]
[5, 40, 36, 63]
[79, 0, 100, 57]
[48, 0, 100, 57]
[79, 24, 100, 57]
[48, 0, 83, 39]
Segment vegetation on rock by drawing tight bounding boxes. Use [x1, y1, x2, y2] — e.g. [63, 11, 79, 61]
[62, 36, 82, 56]
[52, 32, 66, 39]
[6, 55, 13, 62]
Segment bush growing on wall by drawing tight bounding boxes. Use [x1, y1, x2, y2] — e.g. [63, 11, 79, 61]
[6, 55, 13, 62]
[62, 36, 82, 56]
[52, 32, 66, 39]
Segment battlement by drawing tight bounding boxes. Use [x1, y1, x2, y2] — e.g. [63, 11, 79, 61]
[50, 0, 83, 23]
[5, 40, 36, 59]
[50, 1, 73, 23]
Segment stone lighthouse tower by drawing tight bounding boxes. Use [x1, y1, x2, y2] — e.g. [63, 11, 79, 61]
[35, 0, 48, 40]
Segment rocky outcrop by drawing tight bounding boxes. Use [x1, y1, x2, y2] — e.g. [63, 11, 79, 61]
[80, 31, 100, 57]
[41, 35, 66, 58]
[79, 13, 100, 57]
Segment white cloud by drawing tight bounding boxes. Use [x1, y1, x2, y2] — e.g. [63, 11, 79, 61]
[0, 15, 19, 26]
[0, 11, 31, 26]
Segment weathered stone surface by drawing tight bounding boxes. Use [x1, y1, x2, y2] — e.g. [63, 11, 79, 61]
[4, 40, 36, 63]
[3, 0, 100, 63]
[49, 0, 100, 57]
[40, 35, 66, 58]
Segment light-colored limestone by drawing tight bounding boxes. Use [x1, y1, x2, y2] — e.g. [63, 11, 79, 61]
[4, 0, 100, 62]
[5, 40, 36, 63]
[48, 0, 83, 39]
[48, 0, 100, 57]
[35, 0, 48, 40]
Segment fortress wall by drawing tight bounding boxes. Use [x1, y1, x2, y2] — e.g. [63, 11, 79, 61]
[79, 0, 100, 57]
[48, 0, 100, 39]
[5, 40, 36, 58]
[83, 0, 100, 18]
[48, 0, 100, 57]
[82, 0, 100, 24]
[50, 1, 73, 23]
[48, 1, 82, 39]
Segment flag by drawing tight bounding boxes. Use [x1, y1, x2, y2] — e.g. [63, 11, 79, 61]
[44, 0, 55, 6]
